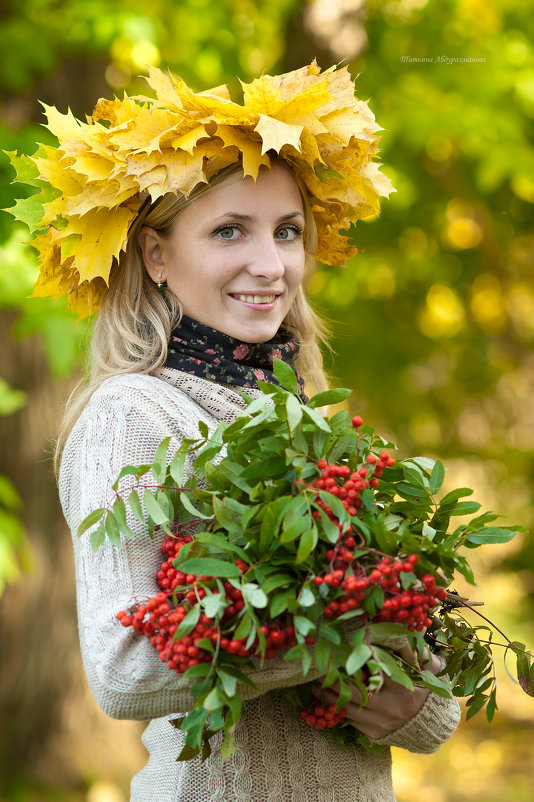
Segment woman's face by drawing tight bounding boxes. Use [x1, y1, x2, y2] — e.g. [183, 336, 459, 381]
[140, 163, 306, 343]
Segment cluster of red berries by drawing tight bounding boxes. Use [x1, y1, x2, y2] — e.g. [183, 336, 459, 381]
[314, 553, 446, 631]
[303, 448, 396, 528]
[116, 533, 298, 674]
[301, 701, 347, 730]
[376, 560, 447, 631]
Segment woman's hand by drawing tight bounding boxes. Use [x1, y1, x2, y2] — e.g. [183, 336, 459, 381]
[313, 643, 443, 741]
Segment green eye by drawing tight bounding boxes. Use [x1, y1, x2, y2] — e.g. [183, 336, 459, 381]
[219, 226, 236, 239]
[276, 225, 302, 241]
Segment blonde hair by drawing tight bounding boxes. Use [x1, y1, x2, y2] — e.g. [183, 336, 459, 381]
[55, 160, 330, 473]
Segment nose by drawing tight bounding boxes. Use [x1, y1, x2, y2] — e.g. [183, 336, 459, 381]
[246, 234, 285, 281]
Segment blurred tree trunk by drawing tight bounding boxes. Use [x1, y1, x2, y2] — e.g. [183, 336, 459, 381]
[0, 309, 82, 788]
[0, 311, 146, 795]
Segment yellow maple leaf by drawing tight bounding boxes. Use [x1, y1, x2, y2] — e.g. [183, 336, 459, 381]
[108, 107, 178, 154]
[136, 166, 169, 199]
[34, 147, 85, 193]
[203, 145, 242, 182]
[161, 149, 206, 197]
[276, 81, 332, 132]
[298, 129, 325, 167]
[63, 206, 136, 284]
[167, 124, 210, 154]
[254, 115, 303, 156]
[70, 152, 120, 183]
[313, 218, 360, 266]
[200, 83, 231, 101]
[142, 66, 184, 110]
[67, 277, 107, 317]
[241, 76, 284, 117]
[90, 97, 139, 127]
[314, 66, 356, 116]
[66, 179, 138, 217]
[42, 104, 82, 144]
[215, 125, 270, 179]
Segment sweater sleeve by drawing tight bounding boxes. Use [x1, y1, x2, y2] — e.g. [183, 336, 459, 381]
[360, 633, 461, 754]
[60, 376, 323, 722]
[373, 691, 461, 754]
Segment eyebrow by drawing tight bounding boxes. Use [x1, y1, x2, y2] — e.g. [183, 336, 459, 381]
[213, 211, 305, 223]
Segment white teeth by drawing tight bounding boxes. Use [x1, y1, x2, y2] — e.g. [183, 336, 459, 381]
[236, 294, 276, 304]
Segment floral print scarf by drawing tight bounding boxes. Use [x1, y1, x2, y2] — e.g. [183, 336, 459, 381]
[165, 315, 307, 400]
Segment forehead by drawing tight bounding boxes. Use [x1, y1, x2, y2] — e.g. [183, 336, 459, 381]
[186, 163, 304, 220]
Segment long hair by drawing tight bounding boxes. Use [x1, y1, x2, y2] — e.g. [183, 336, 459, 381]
[55, 160, 330, 472]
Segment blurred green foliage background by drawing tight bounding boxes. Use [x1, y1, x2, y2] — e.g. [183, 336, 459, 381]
[0, 1, 533, 800]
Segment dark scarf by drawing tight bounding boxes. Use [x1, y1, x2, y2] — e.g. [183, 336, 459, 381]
[165, 315, 307, 400]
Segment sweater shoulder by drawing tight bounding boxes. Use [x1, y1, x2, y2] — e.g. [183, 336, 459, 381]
[86, 372, 194, 411]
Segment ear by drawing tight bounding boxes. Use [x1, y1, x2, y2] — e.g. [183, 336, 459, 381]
[139, 226, 167, 284]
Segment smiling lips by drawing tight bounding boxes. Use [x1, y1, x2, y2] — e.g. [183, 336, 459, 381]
[232, 293, 278, 305]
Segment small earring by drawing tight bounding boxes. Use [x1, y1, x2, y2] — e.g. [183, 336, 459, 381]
[156, 274, 166, 292]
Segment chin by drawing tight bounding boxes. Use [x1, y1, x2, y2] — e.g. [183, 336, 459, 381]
[231, 324, 282, 344]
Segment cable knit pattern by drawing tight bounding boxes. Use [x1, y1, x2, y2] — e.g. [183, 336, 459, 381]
[59, 369, 461, 802]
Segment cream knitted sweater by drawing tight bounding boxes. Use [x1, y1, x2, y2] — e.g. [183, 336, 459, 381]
[59, 369, 461, 802]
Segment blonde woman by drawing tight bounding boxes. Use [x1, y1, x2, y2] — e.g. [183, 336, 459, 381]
[15, 64, 461, 801]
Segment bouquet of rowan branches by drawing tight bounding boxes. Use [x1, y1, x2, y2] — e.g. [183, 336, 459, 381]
[79, 359, 533, 761]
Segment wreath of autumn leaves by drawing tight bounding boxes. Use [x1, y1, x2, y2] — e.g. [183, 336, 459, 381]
[6, 61, 394, 317]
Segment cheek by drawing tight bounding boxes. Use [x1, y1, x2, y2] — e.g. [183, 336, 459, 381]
[290, 259, 306, 294]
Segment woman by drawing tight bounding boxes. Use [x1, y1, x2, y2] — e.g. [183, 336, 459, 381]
[18, 63, 461, 800]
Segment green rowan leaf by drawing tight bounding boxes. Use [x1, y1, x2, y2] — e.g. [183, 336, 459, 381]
[105, 510, 121, 546]
[90, 524, 106, 552]
[151, 436, 171, 484]
[286, 393, 303, 431]
[177, 558, 241, 578]
[465, 528, 517, 545]
[272, 357, 298, 394]
[175, 604, 201, 640]
[296, 524, 318, 563]
[439, 487, 473, 506]
[76, 508, 106, 538]
[143, 488, 170, 525]
[307, 388, 352, 408]
[429, 460, 445, 494]
[128, 490, 144, 524]
[346, 644, 372, 675]
[239, 583, 266, 609]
